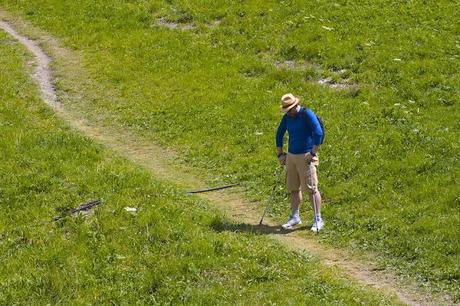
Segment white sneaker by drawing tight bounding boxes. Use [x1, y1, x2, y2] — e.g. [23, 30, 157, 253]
[311, 218, 324, 232]
[282, 215, 302, 229]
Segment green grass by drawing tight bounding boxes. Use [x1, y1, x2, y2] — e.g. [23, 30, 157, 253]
[1, 0, 459, 300]
[0, 31, 399, 305]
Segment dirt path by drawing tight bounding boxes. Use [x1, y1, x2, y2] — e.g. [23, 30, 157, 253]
[0, 12, 455, 306]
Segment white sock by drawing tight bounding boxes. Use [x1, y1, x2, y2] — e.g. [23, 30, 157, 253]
[315, 213, 321, 220]
[291, 209, 299, 218]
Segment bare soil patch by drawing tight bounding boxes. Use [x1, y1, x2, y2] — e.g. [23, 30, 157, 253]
[273, 59, 358, 90]
[156, 17, 195, 30]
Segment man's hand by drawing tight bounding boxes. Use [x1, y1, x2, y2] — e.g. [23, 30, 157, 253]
[305, 152, 314, 163]
[278, 153, 286, 165]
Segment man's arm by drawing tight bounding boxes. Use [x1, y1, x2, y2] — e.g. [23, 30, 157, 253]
[304, 109, 323, 160]
[275, 116, 287, 164]
[305, 109, 323, 153]
[275, 116, 287, 151]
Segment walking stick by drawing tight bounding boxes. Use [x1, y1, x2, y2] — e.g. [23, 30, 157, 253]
[259, 166, 283, 225]
[310, 163, 319, 234]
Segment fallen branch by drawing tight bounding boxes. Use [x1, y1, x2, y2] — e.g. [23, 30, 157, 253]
[52, 199, 102, 221]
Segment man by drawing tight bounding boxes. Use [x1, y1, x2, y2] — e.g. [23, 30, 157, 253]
[275, 93, 324, 232]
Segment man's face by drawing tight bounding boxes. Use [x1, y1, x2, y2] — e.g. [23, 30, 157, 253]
[287, 105, 298, 117]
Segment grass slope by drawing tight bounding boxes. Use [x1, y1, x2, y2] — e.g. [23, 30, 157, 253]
[0, 31, 398, 305]
[1, 0, 459, 299]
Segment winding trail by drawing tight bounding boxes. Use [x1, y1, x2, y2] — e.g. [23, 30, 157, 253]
[0, 11, 456, 306]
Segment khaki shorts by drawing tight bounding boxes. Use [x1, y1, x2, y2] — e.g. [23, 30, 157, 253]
[286, 153, 319, 193]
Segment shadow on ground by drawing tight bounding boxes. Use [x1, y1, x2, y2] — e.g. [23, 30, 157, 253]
[210, 220, 308, 235]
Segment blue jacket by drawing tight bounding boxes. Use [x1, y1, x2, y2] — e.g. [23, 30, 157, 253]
[275, 107, 323, 154]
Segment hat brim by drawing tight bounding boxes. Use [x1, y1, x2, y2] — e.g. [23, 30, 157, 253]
[280, 99, 299, 113]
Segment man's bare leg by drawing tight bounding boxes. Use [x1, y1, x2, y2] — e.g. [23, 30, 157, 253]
[282, 190, 303, 229]
[291, 190, 302, 216]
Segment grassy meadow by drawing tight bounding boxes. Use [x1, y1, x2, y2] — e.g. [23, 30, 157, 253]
[1, 0, 459, 301]
[0, 31, 402, 304]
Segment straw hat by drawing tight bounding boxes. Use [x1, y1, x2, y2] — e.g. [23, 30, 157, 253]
[280, 93, 300, 113]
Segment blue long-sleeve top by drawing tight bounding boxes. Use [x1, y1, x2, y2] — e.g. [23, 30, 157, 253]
[275, 107, 323, 154]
